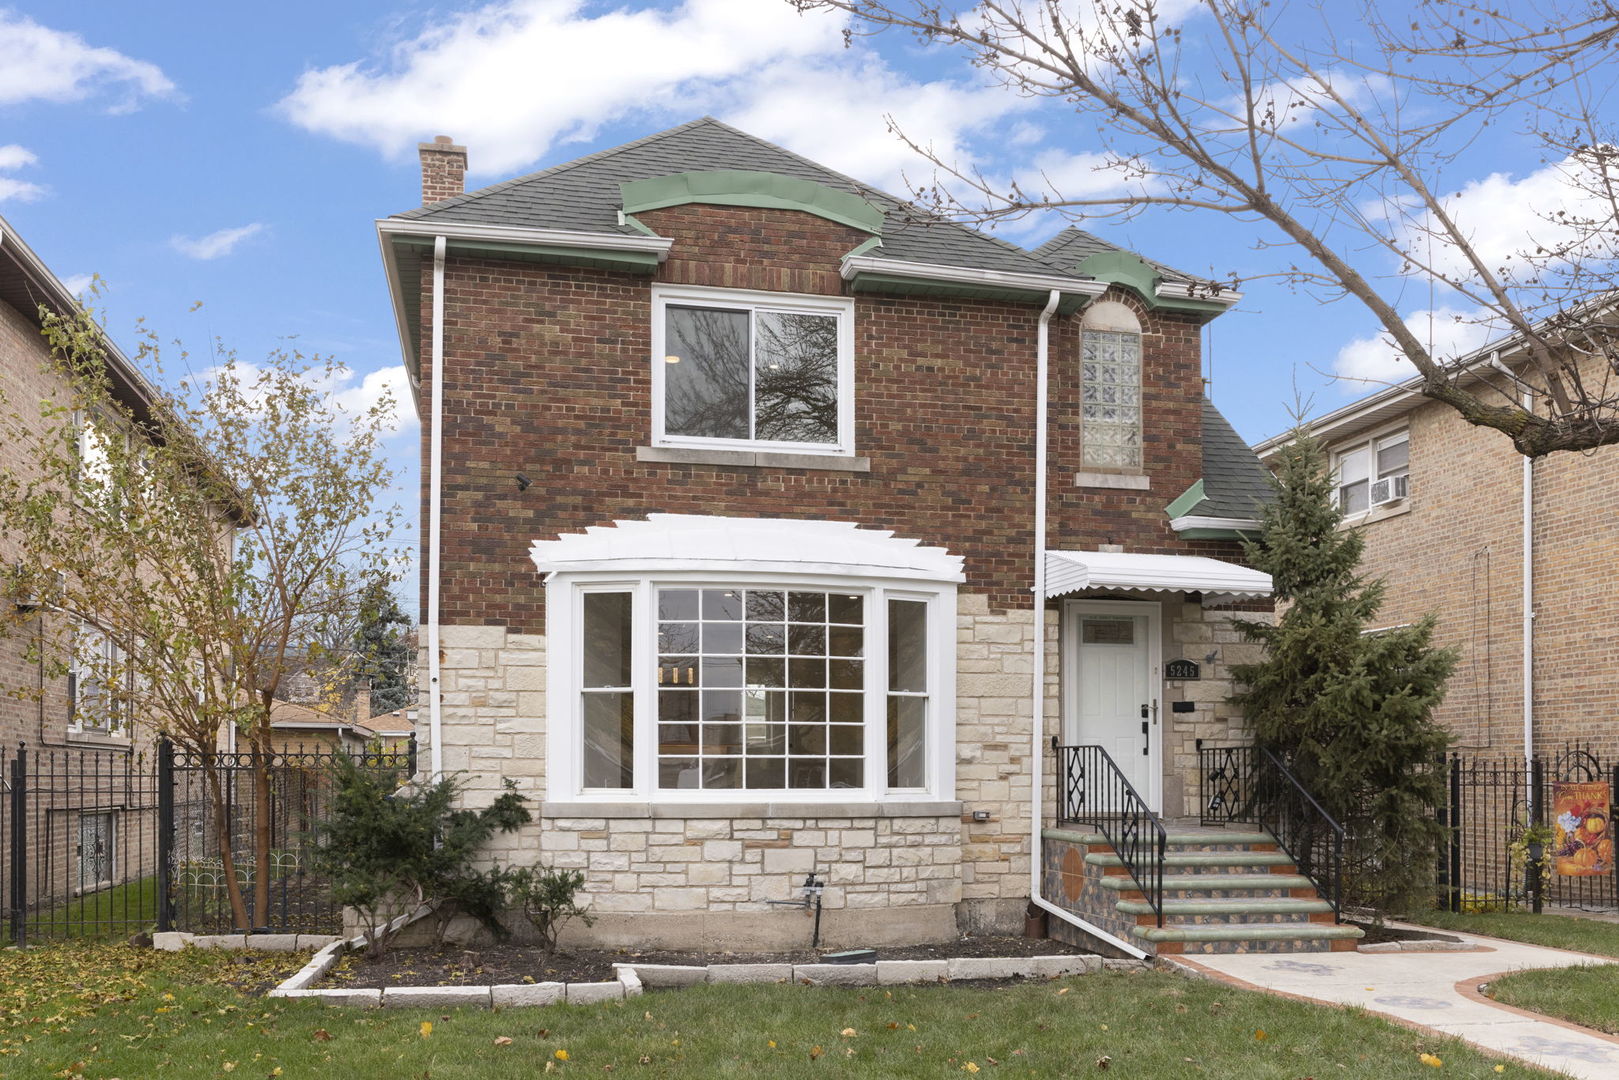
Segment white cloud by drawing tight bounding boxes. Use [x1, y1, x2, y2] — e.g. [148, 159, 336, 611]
[720, 54, 1042, 195]
[1334, 306, 1502, 386]
[59, 273, 95, 296]
[1388, 155, 1618, 284]
[170, 224, 266, 260]
[0, 143, 43, 202]
[277, 0, 844, 176]
[332, 365, 413, 437]
[0, 12, 175, 110]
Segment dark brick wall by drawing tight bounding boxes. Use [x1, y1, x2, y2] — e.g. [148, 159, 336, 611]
[417, 204, 1245, 633]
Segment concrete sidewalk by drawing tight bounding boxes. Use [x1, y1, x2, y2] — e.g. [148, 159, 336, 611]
[1168, 923, 1619, 1079]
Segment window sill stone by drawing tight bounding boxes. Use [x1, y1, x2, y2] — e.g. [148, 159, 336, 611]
[1074, 471, 1150, 490]
[637, 446, 871, 473]
[1341, 500, 1413, 529]
[66, 732, 132, 750]
[539, 799, 963, 820]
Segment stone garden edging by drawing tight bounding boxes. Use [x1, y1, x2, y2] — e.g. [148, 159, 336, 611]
[265, 951, 1147, 1008]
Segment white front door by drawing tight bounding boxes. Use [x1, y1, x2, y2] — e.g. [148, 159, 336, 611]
[1063, 600, 1161, 811]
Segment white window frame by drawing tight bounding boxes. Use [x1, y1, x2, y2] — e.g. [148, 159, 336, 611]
[1333, 427, 1409, 518]
[650, 284, 856, 457]
[547, 571, 955, 804]
[69, 624, 128, 737]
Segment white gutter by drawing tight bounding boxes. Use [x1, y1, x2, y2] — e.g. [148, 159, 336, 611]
[377, 217, 673, 258]
[1155, 279, 1242, 308]
[840, 254, 1108, 298]
[426, 235, 447, 781]
[1168, 514, 1262, 534]
[1025, 287, 1149, 958]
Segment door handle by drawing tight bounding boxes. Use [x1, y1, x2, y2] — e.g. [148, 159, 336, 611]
[1141, 719, 1149, 755]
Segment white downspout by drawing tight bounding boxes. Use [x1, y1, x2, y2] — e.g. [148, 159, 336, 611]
[426, 235, 447, 780]
[1490, 359, 1534, 780]
[1521, 391, 1534, 788]
[1025, 288, 1146, 957]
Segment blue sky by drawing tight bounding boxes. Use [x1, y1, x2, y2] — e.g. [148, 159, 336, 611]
[0, 1, 1581, 599]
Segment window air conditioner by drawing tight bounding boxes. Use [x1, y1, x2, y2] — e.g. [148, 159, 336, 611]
[1369, 473, 1409, 506]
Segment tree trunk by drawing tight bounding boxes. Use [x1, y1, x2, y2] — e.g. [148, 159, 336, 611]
[201, 755, 252, 931]
[251, 719, 273, 929]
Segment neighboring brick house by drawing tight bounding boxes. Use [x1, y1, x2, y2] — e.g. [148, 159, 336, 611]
[0, 213, 164, 911]
[1255, 347, 1619, 762]
[0, 213, 158, 753]
[377, 119, 1286, 952]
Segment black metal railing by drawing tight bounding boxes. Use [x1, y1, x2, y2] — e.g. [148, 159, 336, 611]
[1199, 744, 1345, 920]
[1051, 740, 1167, 925]
[4, 738, 415, 943]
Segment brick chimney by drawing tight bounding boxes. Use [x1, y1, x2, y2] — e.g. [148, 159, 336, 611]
[418, 135, 466, 205]
[353, 682, 372, 726]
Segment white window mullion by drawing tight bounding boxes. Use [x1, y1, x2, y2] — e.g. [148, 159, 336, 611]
[866, 586, 889, 800]
[633, 578, 655, 798]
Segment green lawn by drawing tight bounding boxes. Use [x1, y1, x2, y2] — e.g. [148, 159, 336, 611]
[22, 876, 160, 941]
[1488, 964, 1619, 1035]
[0, 943, 1556, 1079]
[1402, 909, 1619, 957]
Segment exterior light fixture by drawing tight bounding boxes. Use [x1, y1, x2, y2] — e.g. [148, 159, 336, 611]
[664, 354, 681, 364]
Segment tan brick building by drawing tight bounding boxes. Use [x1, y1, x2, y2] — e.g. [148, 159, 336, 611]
[377, 120, 1283, 952]
[1254, 357, 1619, 761]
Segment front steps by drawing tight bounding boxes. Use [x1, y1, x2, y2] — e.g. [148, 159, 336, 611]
[1041, 827, 1363, 956]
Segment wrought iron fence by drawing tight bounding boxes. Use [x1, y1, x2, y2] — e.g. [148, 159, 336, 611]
[1437, 746, 1617, 914]
[1198, 744, 1345, 920]
[1051, 740, 1166, 924]
[3, 739, 414, 944]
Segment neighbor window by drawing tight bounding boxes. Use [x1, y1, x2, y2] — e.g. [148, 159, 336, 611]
[559, 579, 949, 800]
[1080, 301, 1143, 469]
[78, 811, 115, 891]
[69, 624, 127, 737]
[652, 286, 854, 454]
[1334, 430, 1409, 515]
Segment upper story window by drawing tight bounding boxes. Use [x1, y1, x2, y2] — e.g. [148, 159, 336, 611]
[1335, 430, 1410, 515]
[652, 285, 854, 455]
[1079, 301, 1143, 470]
[70, 623, 128, 737]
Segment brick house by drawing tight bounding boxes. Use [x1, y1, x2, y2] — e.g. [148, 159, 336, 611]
[0, 213, 164, 911]
[377, 119, 1314, 954]
[1254, 346, 1619, 763]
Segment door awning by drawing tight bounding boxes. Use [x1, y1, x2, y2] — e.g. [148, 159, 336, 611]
[1045, 550, 1272, 601]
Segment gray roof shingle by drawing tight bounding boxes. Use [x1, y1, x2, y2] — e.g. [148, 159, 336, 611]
[1198, 398, 1275, 519]
[1033, 226, 1194, 284]
[396, 117, 1093, 280]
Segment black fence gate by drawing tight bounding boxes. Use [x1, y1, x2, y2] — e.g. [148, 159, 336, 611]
[3, 739, 413, 945]
[1437, 745, 1618, 914]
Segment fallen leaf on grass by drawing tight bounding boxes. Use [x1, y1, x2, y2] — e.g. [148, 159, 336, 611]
[1255, 1029, 1267, 1041]
[312, 1030, 331, 1043]
[841, 1028, 857, 1037]
[767, 1041, 777, 1049]
[1419, 1053, 1443, 1068]
[419, 1021, 432, 1039]
[555, 1049, 570, 1061]
[886, 1022, 899, 1030]
[809, 1045, 824, 1061]
[963, 1063, 980, 1074]
[494, 1037, 513, 1047]
[1057, 987, 1070, 995]
[1095, 1055, 1111, 1070]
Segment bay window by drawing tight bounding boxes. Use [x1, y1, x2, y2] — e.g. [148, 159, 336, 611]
[553, 575, 952, 802]
[652, 286, 854, 455]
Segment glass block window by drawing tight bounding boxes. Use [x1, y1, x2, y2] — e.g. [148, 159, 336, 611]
[657, 587, 865, 791]
[1081, 330, 1143, 469]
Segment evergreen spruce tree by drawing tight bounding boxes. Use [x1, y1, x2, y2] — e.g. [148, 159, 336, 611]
[354, 578, 413, 713]
[1230, 428, 1457, 915]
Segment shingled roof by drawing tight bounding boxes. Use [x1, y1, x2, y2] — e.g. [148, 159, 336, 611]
[396, 116, 1093, 282]
[1033, 226, 1196, 285]
[1189, 399, 1276, 521]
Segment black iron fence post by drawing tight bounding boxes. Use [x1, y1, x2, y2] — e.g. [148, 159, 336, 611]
[1447, 753, 1463, 912]
[1529, 756, 1546, 915]
[156, 739, 175, 934]
[9, 745, 26, 947]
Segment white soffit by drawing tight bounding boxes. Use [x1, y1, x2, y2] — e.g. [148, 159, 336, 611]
[532, 514, 965, 583]
[1046, 550, 1271, 600]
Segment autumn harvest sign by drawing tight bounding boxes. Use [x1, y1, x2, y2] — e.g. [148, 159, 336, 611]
[1552, 781, 1613, 877]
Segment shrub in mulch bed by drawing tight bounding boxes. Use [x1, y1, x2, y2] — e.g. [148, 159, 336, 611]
[320, 934, 1087, 989]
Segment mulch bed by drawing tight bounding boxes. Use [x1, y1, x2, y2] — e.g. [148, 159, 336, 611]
[322, 934, 1086, 988]
[1350, 921, 1461, 946]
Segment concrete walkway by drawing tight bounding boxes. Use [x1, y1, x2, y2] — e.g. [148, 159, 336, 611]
[1168, 922, 1619, 1079]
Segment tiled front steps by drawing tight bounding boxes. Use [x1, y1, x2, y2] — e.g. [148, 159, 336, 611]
[1041, 827, 1363, 956]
